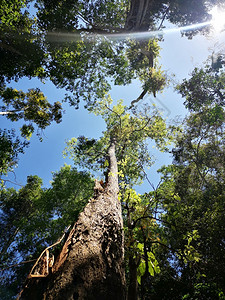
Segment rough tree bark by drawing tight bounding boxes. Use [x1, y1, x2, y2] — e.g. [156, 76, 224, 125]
[19, 137, 126, 300]
[127, 205, 139, 300]
[125, 0, 153, 31]
[128, 256, 139, 300]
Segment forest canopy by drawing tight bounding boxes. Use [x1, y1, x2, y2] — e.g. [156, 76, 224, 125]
[1, 1, 225, 299]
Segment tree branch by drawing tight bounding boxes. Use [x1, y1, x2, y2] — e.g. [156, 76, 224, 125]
[77, 12, 92, 26]
[0, 110, 22, 115]
[103, 103, 123, 129]
[132, 214, 175, 229]
[0, 259, 36, 272]
[1, 178, 24, 187]
[129, 88, 148, 109]
[157, 4, 170, 30]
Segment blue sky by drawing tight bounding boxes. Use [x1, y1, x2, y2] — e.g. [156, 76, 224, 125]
[1, 22, 225, 192]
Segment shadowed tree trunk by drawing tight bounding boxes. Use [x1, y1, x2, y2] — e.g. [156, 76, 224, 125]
[19, 137, 126, 300]
[127, 204, 139, 300]
[125, 0, 152, 31]
[128, 256, 139, 300]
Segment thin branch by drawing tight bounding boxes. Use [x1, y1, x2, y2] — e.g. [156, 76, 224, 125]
[77, 11, 126, 33]
[1, 178, 24, 187]
[130, 116, 152, 134]
[11, 170, 18, 182]
[157, 5, 170, 31]
[151, 240, 178, 256]
[129, 88, 148, 109]
[216, 88, 225, 102]
[0, 259, 36, 272]
[103, 103, 123, 129]
[0, 227, 20, 257]
[77, 12, 92, 26]
[140, 165, 157, 191]
[132, 215, 174, 229]
[191, 125, 211, 187]
[0, 110, 22, 115]
[151, 240, 189, 265]
[0, 42, 22, 55]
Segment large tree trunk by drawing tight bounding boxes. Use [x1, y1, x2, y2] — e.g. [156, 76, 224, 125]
[19, 138, 126, 299]
[128, 256, 139, 300]
[125, 0, 153, 31]
[127, 206, 139, 300]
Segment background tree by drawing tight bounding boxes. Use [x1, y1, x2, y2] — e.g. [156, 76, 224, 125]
[0, 88, 62, 139]
[0, 129, 28, 179]
[18, 98, 171, 299]
[147, 61, 225, 299]
[177, 56, 225, 111]
[122, 188, 162, 300]
[0, 0, 45, 85]
[0, 165, 94, 299]
[34, 0, 220, 108]
[0, 0, 63, 145]
[155, 109, 225, 299]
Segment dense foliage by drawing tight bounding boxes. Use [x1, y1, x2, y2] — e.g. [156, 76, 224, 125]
[1, 0, 225, 299]
[148, 63, 225, 299]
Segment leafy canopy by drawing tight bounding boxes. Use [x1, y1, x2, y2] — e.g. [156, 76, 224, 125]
[64, 97, 171, 186]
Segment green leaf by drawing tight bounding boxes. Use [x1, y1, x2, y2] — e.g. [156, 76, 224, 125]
[137, 259, 146, 285]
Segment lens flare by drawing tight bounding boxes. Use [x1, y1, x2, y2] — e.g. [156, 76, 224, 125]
[210, 6, 225, 32]
[47, 21, 211, 43]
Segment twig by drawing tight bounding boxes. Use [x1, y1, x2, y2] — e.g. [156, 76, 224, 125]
[157, 5, 170, 31]
[77, 12, 92, 26]
[0, 259, 36, 272]
[1, 178, 24, 187]
[132, 215, 174, 229]
[103, 103, 123, 129]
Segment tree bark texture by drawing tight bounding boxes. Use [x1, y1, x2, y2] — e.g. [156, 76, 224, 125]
[127, 206, 139, 300]
[125, 0, 152, 31]
[19, 139, 126, 300]
[127, 256, 139, 300]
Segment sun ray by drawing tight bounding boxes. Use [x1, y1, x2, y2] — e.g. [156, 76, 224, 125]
[210, 6, 225, 32]
[47, 21, 211, 44]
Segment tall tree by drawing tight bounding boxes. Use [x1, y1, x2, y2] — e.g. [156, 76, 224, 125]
[19, 99, 170, 299]
[2, 1, 225, 299]
[155, 108, 225, 299]
[20, 130, 126, 300]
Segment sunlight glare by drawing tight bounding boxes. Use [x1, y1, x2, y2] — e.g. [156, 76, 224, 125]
[210, 6, 225, 32]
